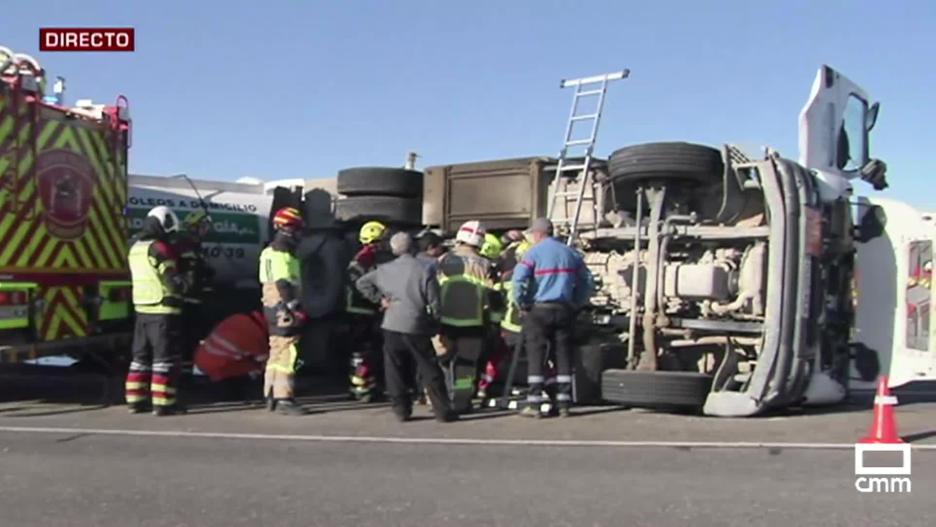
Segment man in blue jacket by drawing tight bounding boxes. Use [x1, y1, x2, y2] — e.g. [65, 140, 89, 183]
[512, 218, 593, 418]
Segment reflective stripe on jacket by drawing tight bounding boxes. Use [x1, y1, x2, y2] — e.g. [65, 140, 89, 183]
[259, 246, 303, 335]
[129, 240, 182, 315]
[437, 246, 494, 328]
[512, 237, 593, 307]
[259, 246, 301, 287]
[498, 280, 522, 333]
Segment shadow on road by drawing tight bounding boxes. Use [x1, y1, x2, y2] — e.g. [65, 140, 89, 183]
[904, 430, 936, 443]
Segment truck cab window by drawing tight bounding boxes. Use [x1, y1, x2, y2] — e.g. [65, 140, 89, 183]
[839, 95, 869, 172]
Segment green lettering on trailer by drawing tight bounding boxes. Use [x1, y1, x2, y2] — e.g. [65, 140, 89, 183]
[126, 207, 261, 244]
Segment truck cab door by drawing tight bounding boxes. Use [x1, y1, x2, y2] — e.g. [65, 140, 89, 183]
[798, 65, 883, 200]
[853, 197, 936, 388]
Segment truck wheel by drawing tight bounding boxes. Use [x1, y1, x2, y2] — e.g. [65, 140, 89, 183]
[335, 195, 422, 226]
[601, 370, 712, 410]
[337, 167, 423, 198]
[608, 142, 724, 184]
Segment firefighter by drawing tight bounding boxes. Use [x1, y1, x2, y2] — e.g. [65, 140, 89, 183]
[172, 209, 215, 375]
[436, 220, 496, 413]
[478, 236, 532, 403]
[259, 207, 308, 416]
[512, 218, 594, 418]
[346, 220, 393, 402]
[175, 209, 214, 299]
[476, 232, 505, 403]
[126, 206, 190, 416]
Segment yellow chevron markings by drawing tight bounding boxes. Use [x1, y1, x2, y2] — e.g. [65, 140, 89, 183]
[87, 205, 120, 268]
[33, 239, 60, 269]
[40, 288, 62, 341]
[0, 107, 127, 336]
[75, 127, 125, 267]
[74, 127, 122, 268]
[52, 243, 78, 268]
[14, 223, 48, 267]
[59, 287, 88, 335]
[0, 121, 35, 243]
[0, 121, 57, 266]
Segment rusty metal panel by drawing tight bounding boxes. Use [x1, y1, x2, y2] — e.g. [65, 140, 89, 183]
[422, 165, 446, 227]
[423, 157, 554, 233]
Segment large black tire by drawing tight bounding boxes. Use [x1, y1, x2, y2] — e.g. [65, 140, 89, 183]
[601, 370, 712, 409]
[337, 167, 423, 198]
[334, 195, 422, 226]
[608, 142, 724, 185]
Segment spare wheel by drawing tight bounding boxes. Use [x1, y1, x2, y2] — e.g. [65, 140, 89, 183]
[337, 167, 423, 198]
[608, 142, 724, 185]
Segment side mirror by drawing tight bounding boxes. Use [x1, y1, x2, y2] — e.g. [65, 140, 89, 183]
[855, 204, 886, 243]
[866, 102, 880, 131]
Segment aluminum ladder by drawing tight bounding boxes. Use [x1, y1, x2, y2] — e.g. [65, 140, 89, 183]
[546, 69, 629, 244]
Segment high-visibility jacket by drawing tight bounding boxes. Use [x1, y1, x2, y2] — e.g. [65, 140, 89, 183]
[260, 246, 301, 307]
[495, 240, 529, 333]
[490, 281, 506, 325]
[259, 245, 302, 334]
[437, 246, 494, 328]
[498, 280, 522, 333]
[129, 240, 183, 315]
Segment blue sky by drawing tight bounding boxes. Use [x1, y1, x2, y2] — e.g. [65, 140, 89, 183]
[5, 0, 936, 208]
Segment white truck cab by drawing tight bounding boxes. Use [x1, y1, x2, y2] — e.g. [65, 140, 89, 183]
[799, 65, 936, 394]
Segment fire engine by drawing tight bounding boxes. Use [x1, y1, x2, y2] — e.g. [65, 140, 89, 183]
[0, 46, 133, 364]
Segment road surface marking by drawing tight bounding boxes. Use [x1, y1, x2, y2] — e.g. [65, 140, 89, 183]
[0, 425, 934, 450]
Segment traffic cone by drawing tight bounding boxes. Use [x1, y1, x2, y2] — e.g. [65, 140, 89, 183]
[859, 376, 904, 444]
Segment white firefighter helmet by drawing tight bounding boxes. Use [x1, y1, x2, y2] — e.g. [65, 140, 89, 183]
[455, 220, 486, 247]
[147, 206, 180, 234]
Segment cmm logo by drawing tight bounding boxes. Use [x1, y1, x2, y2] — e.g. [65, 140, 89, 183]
[854, 443, 912, 493]
[37, 149, 95, 240]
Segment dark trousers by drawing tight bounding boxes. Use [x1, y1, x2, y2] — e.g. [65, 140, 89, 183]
[524, 304, 574, 407]
[127, 313, 182, 408]
[382, 330, 452, 418]
[440, 326, 486, 413]
[180, 303, 210, 373]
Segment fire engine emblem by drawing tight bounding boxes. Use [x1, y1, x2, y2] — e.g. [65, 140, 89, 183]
[37, 149, 96, 240]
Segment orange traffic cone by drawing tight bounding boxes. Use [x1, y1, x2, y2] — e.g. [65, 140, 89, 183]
[859, 376, 904, 444]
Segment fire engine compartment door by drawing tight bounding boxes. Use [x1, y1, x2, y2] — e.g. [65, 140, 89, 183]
[853, 197, 936, 388]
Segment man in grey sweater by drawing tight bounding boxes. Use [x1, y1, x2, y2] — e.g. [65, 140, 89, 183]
[355, 232, 457, 423]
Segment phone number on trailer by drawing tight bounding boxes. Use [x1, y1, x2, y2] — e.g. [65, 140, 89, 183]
[201, 246, 246, 259]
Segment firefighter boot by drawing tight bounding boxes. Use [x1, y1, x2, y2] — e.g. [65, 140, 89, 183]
[128, 402, 150, 414]
[153, 404, 188, 417]
[275, 398, 307, 416]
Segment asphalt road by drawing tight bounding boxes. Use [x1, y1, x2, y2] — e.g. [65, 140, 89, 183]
[0, 430, 931, 527]
[2, 367, 935, 526]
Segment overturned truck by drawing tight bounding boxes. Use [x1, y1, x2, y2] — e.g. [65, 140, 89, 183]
[423, 66, 929, 417]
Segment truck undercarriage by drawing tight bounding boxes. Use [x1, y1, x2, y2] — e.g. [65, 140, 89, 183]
[574, 142, 857, 416]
